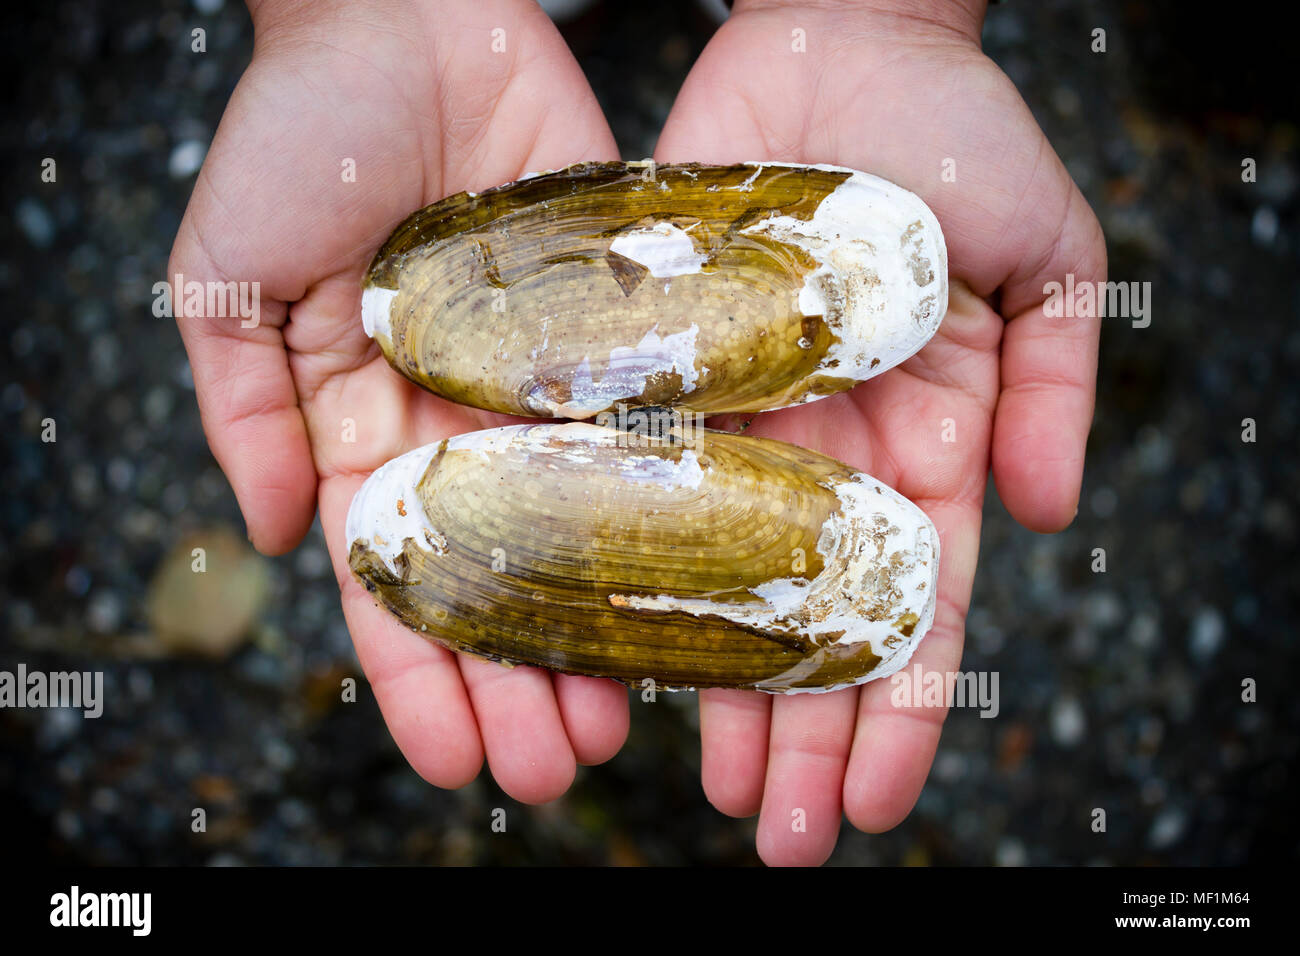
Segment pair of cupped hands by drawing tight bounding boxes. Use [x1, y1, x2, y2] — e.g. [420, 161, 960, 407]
[170, 0, 1104, 865]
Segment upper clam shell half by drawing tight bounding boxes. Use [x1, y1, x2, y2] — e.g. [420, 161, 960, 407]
[362, 161, 947, 418]
[345, 422, 939, 694]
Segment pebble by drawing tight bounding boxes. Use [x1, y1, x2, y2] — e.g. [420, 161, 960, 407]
[143, 386, 173, 426]
[127, 667, 154, 702]
[1148, 808, 1187, 849]
[932, 750, 968, 784]
[15, 197, 55, 248]
[1189, 607, 1225, 661]
[56, 810, 82, 841]
[11, 326, 35, 357]
[167, 140, 206, 179]
[1134, 426, 1174, 474]
[1250, 206, 1279, 246]
[1141, 778, 1167, 805]
[1090, 485, 1117, 518]
[294, 545, 331, 580]
[91, 788, 120, 814]
[87, 590, 123, 633]
[277, 798, 311, 829]
[995, 838, 1028, 867]
[1051, 697, 1087, 748]
[1085, 590, 1124, 629]
[1128, 610, 1160, 649]
[2, 382, 25, 412]
[65, 566, 92, 597]
[1232, 595, 1257, 625]
[262, 737, 296, 773]
[106, 457, 135, 493]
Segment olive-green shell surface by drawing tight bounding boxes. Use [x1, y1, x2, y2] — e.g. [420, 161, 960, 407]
[345, 423, 939, 693]
[362, 161, 947, 419]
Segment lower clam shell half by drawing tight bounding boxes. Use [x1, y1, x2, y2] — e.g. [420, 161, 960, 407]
[363, 161, 947, 418]
[346, 423, 939, 694]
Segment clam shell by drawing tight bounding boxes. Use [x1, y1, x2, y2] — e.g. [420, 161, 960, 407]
[345, 422, 939, 693]
[363, 161, 947, 418]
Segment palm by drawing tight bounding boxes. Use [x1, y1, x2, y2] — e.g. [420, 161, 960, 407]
[654, 5, 1103, 863]
[174, 0, 1103, 866]
[171, 1, 630, 803]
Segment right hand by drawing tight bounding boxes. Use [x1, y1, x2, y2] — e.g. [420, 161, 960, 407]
[169, 0, 630, 804]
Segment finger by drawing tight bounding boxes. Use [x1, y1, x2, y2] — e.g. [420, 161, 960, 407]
[992, 188, 1106, 533]
[699, 688, 772, 817]
[321, 475, 484, 789]
[427, 0, 621, 189]
[169, 228, 319, 555]
[552, 675, 629, 766]
[842, 494, 979, 832]
[755, 689, 858, 867]
[457, 656, 577, 805]
[841, 618, 957, 833]
[342, 578, 485, 788]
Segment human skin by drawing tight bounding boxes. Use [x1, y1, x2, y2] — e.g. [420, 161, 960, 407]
[169, 0, 1103, 865]
[170, 0, 630, 805]
[654, 0, 1105, 866]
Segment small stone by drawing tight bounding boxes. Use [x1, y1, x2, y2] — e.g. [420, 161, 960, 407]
[2, 382, 25, 412]
[1148, 808, 1186, 849]
[1137, 717, 1164, 754]
[277, 798, 311, 828]
[127, 667, 154, 701]
[90, 332, 121, 386]
[1068, 625, 1099, 660]
[1189, 607, 1224, 661]
[65, 566, 92, 597]
[968, 606, 1004, 655]
[262, 737, 295, 772]
[995, 837, 1027, 867]
[161, 482, 189, 515]
[11, 326, 35, 357]
[1232, 595, 1258, 625]
[87, 590, 123, 633]
[1260, 499, 1294, 540]
[71, 462, 100, 506]
[1051, 84, 1081, 117]
[932, 750, 967, 784]
[1051, 696, 1086, 748]
[56, 810, 82, 841]
[1089, 486, 1117, 518]
[1204, 265, 1232, 298]
[143, 386, 173, 426]
[91, 788, 120, 814]
[1134, 426, 1173, 474]
[1085, 590, 1124, 629]
[168, 140, 206, 179]
[106, 457, 135, 493]
[41, 707, 82, 748]
[295, 545, 331, 579]
[15, 198, 55, 248]
[1250, 206, 1278, 246]
[145, 526, 270, 657]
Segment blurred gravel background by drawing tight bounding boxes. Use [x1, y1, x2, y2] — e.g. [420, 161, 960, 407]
[1, 0, 1296, 865]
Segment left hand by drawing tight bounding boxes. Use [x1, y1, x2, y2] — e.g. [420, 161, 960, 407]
[655, 0, 1105, 864]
